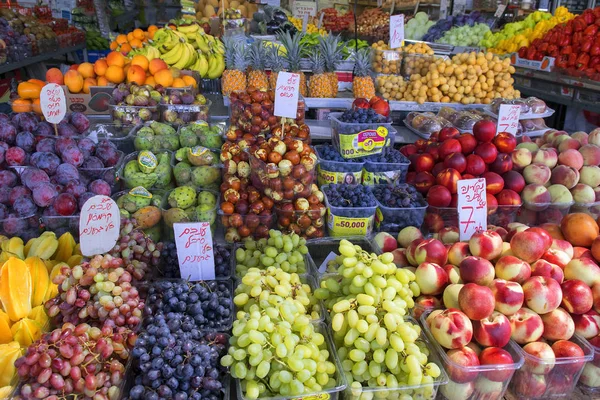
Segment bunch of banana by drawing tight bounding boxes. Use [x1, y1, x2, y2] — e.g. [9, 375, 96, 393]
[160, 40, 198, 69]
[188, 50, 225, 78]
[153, 27, 188, 54]
[130, 45, 161, 61]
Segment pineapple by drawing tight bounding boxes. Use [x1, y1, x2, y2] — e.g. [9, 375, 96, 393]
[319, 34, 343, 97]
[308, 50, 330, 98]
[279, 31, 307, 97]
[266, 45, 287, 90]
[352, 48, 376, 100]
[222, 38, 248, 96]
[247, 41, 269, 90]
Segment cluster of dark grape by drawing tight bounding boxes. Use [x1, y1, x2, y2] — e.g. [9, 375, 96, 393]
[14, 322, 134, 400]
[339, 108, 388, 124]
[125, 321, 228, 400]
[145, 281, 232, 331]
[323, 184, 377, 208]
[363, 149, 410, 182]
[160, 242, 231, 279]
[316, 145, 362, 164]
[372, 184, 424, 208]
[365, 148, 409, 165]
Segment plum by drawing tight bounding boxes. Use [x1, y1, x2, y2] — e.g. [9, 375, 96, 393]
[9, 186, 32, 206]
[56, 121, 78, 137]
[36, 138, 56, 153]
[0, 124, 17, 144]
[88, 179, 111, 196]
[32, 183, 58, 207]
[55, 163, 79, 185]
[0, 113, 9, 124]
[82, 156, 104, 169]
[95, 140, 121, 167]
[61, 145, 84, 167]
[55, 137, 77, 155]
[31, 152, 61, 175]
[78, 192, 95, 210]
[0, 188, 10, 205]
[69, 112, 90, 134]
[15, 131, 35, 153]
[78, 138, 96, 159]
[13, 197, 37, 217]
[2, 214, 28, 235]
[0, 144, 5, 165]
[0, 204, 8, 220]
[21, 168, 50, 190]
[53, 193, 77, 216]
[35, 121, 54, 136]
[0, 170, 18, 187]
[17, 113, 37, 132]
[64, 180, 87, 198]
[5, 147, 26, 166]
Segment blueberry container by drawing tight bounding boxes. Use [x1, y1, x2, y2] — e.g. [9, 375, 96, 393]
[156, 243, 232, 280]
[363, 148, 410, 185]
[218, 210, 275, 243]
[579, 337, 600, 394]
[330, 112, 395, 159]
[159, 100, 211, 126]
[108, 103, 159, 126]
[517, 201, 574, 226]
[306, 236, 379, 275]
[0, 214, 40, 242]
[322, 184, 378, 237]
[509, 335, 593, 399]
[88, 123, 135, 153]
[315, 144, 364, 186]
[372, 184, 427, 232]
[420, 310, 524, 400]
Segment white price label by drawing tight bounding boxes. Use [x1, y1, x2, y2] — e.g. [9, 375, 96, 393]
[497, 104, 521, 135]
[40, 83, 66, 124]
[174, 222, 215, 281]
[274, 72, 300, 118]
[495, 4, 507, 17]
[389, 14, 404, 49]
[457, 178, 487, 241]
[79, 196, 120, 257]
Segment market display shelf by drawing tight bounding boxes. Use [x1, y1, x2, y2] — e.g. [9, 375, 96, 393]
[0, 43, 85, 75]
[303, 96, 486, 112]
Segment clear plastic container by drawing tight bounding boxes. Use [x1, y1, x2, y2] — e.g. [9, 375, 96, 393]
[171, 151, 222, 191]
[274, 202, 326, 239]
[79, 150, 124, 190]
[131, 123, 180, 153]
[371, 48, 403, 74]
[322, 184, 378, 237]
[402, 53, 436, 78]
[117, 150, 174, 190]
[510, 334, 593, 399]
[159, 101, 211, 126]
[330, 112, 395, 159]
[229, 90, 275, 138]
[88, 123, 135, 153]
[518, 201, 574, 226]
[161, 188, 219, 241]
[40, 215, 79, 238]
[0, 214, 40, 242]
[420, 310, 525, 400]
[423, 206, 458, 234]
[219, 210, 275, 243]
[108, 103, 159, 126]
[373, 185, 427, 233]
[579, 337, 600, 394]
[571, 201, 600, 220]
[232, 240, 313, 277]
[234, 321, 347, 400]
[363, 149, 410, 185]
[305, 236, 379, 275]
[315, 144, 364, 186]
[488, 205, 522, 228]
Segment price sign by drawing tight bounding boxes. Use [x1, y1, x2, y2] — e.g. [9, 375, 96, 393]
[494, 3, 507, 17]
[389, 14, 404, 49]
[174, 222, 215, 281]
[457, 178, 487, 241]
[79, 195, 120, 257]
[40, 83, 66, 124]
[497, 104, 521, 135]
[274, 72, 300, 118]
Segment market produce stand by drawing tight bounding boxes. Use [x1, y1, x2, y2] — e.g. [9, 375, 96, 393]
[0, 43, 85, 78]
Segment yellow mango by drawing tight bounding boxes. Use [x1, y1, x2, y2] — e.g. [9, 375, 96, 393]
[25, 257, 49, 307]
[0, 258, 32, 321]
[11, 318, 42, 347]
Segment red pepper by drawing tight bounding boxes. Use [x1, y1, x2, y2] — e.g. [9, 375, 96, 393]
[574, 32, 584, 45]
[565, 21, 574, 35]
[569, 53, 578, 66]
[582, 37, 594, 53]
[590, 56, 600, 67]
[578, 53, 591, 68]
[538, 42, 549, 53]
[595, 64, 600, 72]
[584, 10, 595, 25]
[592, 43, 600, 56]
[534, 53, 544, 61]
[594, 6, 600, 18]
[556, 55, 569, 69]
[518, 47, 527, 58]
[574, 18, 587, 32]
[526, 46, 537, 60]
[585, 25, 599, 36]
[548, 44, 558, 54]
[561, 45, 573, 55]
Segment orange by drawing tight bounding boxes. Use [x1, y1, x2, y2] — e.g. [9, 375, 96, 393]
[131, 55, 149, 71]
[116, 34, 128, 45]
[110, 41, 118, 51]
[64, 70, 84, 93]
[171, 78, 186, 88]
[32, 99, 41, 114]
[12, 98, 32, 113]
[182, 75, 197, 88]
[77, 62, 95, 79]
[94, 59, 108, 76]
[133, 28, 145, 40]
[97, 76, 109, 86]
[82, 78, 97, 94]
[148, 25, 158, 34]
[120, 43, 132, 54]
[561, 213, 599, 247]
[149, 59, 168, 75]
[28, 79, 46, 88]
[46, 68, 64, 85]
[145, 76, 156, 87]
[129, 38, 143, 49]
[17, 82, 42, 99]
[127, 32, 135, 42]
[106, 51, 126, 67]
[127, 65, 146, 85]
[105, 65, 125, 84]
[154, 69, 174, 87]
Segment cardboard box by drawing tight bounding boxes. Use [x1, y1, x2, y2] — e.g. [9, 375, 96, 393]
[510, 53, 555, 72]
[64, 85, 114, 115]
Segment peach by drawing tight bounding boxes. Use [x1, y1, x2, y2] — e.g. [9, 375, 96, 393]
[580, 363, 600, 388]
[465, 154, 486, 176]
[494, 132, 517, 153]
[427, 185, 452, 207]
[541, 307, 575, 341]
[373, 232, 397, 252]
[551, 340, 586, 374]
[496, 189, 523, 206]
[506, 222, 529, 241]
[479, 347, 515, 382]
[575, 246, 593, 259]
[558, 138, 582, 152]
[523, 163, 551, 185]
[468, 230, 503, 261]
[473, 311, 512, 348]
[502, 171, 526, 194]
[517, 142, 539, 152]
[522, 276, 563, 314]
[490, 279, 524, 316]
[482, 172, 504, 195]
[406, 238, 425, 266]
[438, 226, 459, 244]
[573, 310, 600, 339]
[440, 380, 475, 400]
[509, 307, 544, 344]
[397, 226, 423, 248]
[590, 128, 600, 146]
[511, 148, 532, 170]
[522, 341, 556, 374]
[572, 131, 589, 145]
[564, 258, 600, 287]
[443, 283, 464, 309]
[391, 248, 410, 267]
[475, 142, 498, 164]
[414, 153, 435, 172]
[521, 183, 551, 205]
[561, 279, 593, 315]
[593, 282, 600, 312]
[541, 248, 572, 269]
[448, 242, 471, 266]
[581, 144, 600, 166]
[445, 152, 467, 173]
[572, 183, 596, 204]
[413, 295, 442, 319]
[414, 171, 435, 193]
[538, 223, 563, 240]
[510, 230, 551, 263]
[436, 168, 462, 194]
[459, 256, 495, 286]
[494, 255, 531, 284]
[580, 165, 600, 188]
[550, 238, 574, 258]
[512, 371, 547, 397]
[415, 262, 449, 295]
[428, 308, 473, 349]
[489, 225, 509, 242]
[532, 148, 558, 168]
[458, 283, 495, 320]
[413, 238, 448, 267]
[530, 259, 565, 283]
[551, 165, 580, 189]
[558, 148, 584, 170]
[548, 184, 574, 204]
[425, 309, 444, 326]
[443, 264, 462, 284]
[490, 152, 513, 175]
[446, 346, 480, 383]
[486, 193, 498, 215]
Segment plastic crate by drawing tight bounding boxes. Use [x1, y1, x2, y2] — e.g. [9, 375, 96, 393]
[315, 144, 364, 186]
[305, 236, 379, 275]
[363, 148, 410, 185]
[330, 112, 394, 159]
[322, 184, 378, 237]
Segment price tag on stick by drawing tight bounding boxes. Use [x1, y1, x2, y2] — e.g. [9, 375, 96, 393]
[302, 14, 308, 33]
[274, 72, 300, 118]
[389, 14, 404, 49]
[173, 222, 215, 281]
[457, 178, 487, 241]
[79, 195, 120, 257]
[40, 83, 66, 135]
[497, 104, 521, 135]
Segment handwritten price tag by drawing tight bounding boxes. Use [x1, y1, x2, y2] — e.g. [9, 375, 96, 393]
[389, 14, 404, 49]
[174, 222, 215, 281]
[457, 178, 487, 241]
[79, 195, 120, 257]
[274, 72, 300, 119]
[497, 104, 521, 135]
[40, 83, 66, 124]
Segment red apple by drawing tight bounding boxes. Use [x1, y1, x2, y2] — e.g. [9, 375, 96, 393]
[473, 120, 497, 143]
[457, 133, 477, 154]
[475, 142, 499, 164]
[427, 185, 452, 207]
[352, 98, 370, 109]
[369, 96, 389, 117]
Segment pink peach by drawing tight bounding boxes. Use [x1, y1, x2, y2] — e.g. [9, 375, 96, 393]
[468, 230, 503, 261]
[564, 258, 600, 287]
[489, 279, 524, 316]
[494, 255, 531, 284]
[415, 262, 449, 295]
[397, 226, 424, 248]
[551, 165, 580, 189]
[473, 311, 512, 348]
[541, 307, 575, 341]
[558, 148, 584, 170]
[459, 256, 496, 286]
[446, 346, 480, 383]
[581, 144, 600, 166]
[458, 283, 495, 320]
[522, 341, 556, 374]
[447, 242, 471, 266]
[573, 310, 600, 339]
[509, 307, 544, 344]
[530, 259, 565, 283]
[428, 308, 473, 349]
[523, 163, 552, 185]
[522, 276, 563, 314]
[561, 279, 594, 314]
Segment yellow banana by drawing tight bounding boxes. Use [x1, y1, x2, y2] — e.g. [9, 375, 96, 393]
[198, 52, 209, 77]
[161, 42, 186, 65]
[195, 32, 210, 54]
[173, 44, 192, 69]
[207, 52, 225, 79]
[172, 30, 188, 41]
[177, 23, 199, 34]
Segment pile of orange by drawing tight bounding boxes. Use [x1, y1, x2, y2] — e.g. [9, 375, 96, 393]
[12, 79, 45, 113]
[110, 26, 158, 54]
